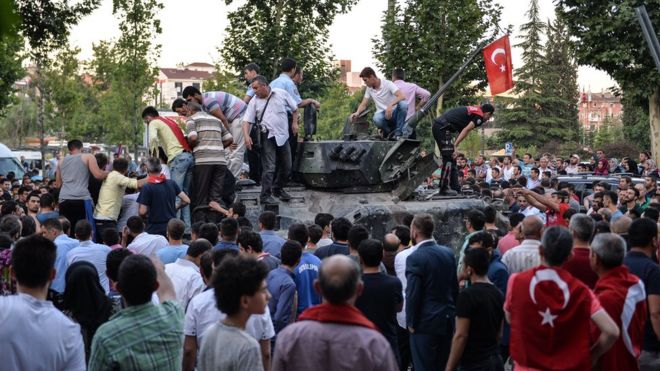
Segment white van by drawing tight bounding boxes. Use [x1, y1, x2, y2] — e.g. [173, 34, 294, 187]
[0, 144, 26, 178]
[12, 150, 43, 175]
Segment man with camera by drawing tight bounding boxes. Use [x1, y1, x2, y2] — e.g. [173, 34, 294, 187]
[243, 75, 299, 205]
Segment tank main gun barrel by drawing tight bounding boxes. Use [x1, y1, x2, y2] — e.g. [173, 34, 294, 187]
[403, 42, 487, 137]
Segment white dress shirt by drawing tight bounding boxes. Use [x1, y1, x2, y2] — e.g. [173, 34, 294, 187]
[185, 288, 275, 344]
[164, 258, 206, 310]
[128, 232, 168, 257]
[394, 239, 434, 328]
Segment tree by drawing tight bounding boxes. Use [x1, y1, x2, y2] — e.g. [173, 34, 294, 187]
[314, 83, 364, 140]
[0, 37, 25, 116]
[537, 17, 580, 143]
[556, 0, 660, 161]
[0, 95, 37, 147]
[495, 0, 546, 146]
[14, 0, 100, 164]
[41, 47, 98, 143]
[90, 0, 162, 155]
[621, 92, 651, 150]
[373, 0, 503, 114]
[220, 0, 356, 97]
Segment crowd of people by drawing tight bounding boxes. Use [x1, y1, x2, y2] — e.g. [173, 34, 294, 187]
[0, 143, 660, 370]
[3, 55, 660, 370]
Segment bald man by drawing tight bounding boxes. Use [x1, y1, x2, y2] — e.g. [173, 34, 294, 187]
[272, 255, 397, 371]
[501, 216, 544, 274]
[382, 233, 400, 276]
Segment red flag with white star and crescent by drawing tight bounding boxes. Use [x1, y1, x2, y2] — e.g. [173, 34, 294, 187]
[483, 35, 514, 95]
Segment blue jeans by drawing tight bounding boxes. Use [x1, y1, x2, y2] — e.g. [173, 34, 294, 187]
[373, 101, 409, 137]
[169, 151, 193, 229]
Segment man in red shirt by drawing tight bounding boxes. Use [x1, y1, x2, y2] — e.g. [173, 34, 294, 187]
[505, 226, 619, 370]
[591, 233, 647, 371]
[519, 189, 571, 227]
[562, 214, 598, 288]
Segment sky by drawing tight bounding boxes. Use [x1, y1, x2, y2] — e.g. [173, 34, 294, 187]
[68, 0, 617, 92]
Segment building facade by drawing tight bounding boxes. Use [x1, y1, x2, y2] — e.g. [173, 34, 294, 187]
[578, 90, 623, 131]
[154, 62, 215, 108]
[332, 59, 364, 93]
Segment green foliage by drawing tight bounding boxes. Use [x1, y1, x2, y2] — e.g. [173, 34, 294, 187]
[0, 37, 24, 116]
[556, 0, 660, 153]
[314, 83, 364, 140]
[204, 66, 246, 98]
[0, 95, 37, 147]
[14, 0, 100, 162]
[373, 0, 504, 114]
[93, 0, 162, 150]
[220, 0, 356, 97]
[593, 116, 624, 148]
[621, 93, 651, 150]
[556, 0, 660, 100]
[496, 3, 579, 147]
[41, 47, 98, 141]
[457, 131, 484, 159]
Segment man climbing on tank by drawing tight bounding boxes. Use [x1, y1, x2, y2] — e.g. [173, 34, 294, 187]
[433, 103, 495, 195]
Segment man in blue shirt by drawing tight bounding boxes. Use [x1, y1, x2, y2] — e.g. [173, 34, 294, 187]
[287, 223, 321, 315]
[214, 217, 239, 251]
[623, 218, 660, 369]
[259, 211, 285, 258]
[314, 217, 352, 260]
[157, 219, 188, 264]
[270, 58, 320, 164]
[267, 241, 301, 337]
[41, 218, 79, 294]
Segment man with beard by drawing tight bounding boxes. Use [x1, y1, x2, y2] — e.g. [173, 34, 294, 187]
[565, 154, 580, 175]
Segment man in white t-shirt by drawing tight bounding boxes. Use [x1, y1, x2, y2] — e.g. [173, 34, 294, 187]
[183, 249, 275, 371]
[350, 67, 408, 140]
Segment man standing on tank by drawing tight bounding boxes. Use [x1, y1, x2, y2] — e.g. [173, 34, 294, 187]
[433, 104, 495, 195]
[243, 75, 299, 205]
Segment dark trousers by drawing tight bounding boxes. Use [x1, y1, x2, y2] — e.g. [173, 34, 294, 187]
[410, 332, 452, 371]
[397, 326, 412, 371]
[94, 219, 117, 244]
[288, 112, 298, 170]
[260, 134, 291, 197]
[432, 122, 460, 192]
[193, 164, 227, 209]
[59, 200, 87, 238]
[146, 222, 167, 237]
[458, 354, 504, 371]
[247, 127, 262, 184]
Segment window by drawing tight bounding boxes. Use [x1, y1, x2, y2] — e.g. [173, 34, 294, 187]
[175, 82, 183, 97]
[192, 82, 200, 89]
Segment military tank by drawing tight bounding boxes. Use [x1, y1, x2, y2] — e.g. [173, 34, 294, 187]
[231, 45, 489, 248]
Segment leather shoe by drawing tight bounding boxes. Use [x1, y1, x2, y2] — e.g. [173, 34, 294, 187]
[274, 190, 292, 201]
[260, 195, 278, 204]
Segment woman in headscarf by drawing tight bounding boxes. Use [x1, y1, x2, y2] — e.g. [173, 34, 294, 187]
[643, 159, 658, 177]
[608, 158, 623, 174]
[594, 158, 609, 175]
[63, 261, 114, 360]
[622, 158, 640, 176]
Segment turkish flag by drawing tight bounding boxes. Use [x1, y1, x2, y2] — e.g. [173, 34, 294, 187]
[592, 266, 647, 371]
[507, 267, 593, 370]
[483, 35, 514, 95]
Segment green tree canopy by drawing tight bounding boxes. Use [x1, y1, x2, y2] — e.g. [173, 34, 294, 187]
[556, 0, 660, 157]
[220, 0, 356, 97]
[373, 0, 504, 113]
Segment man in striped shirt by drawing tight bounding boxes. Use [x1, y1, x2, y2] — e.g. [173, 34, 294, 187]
[183, 87, 247, 179]
[185, 101, 233, 211]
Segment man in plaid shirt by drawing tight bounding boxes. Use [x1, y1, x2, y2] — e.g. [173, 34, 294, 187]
[88, 255, 183, 370]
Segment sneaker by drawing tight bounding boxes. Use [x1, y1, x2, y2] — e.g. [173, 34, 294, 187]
[260, 195, 278, 204]
[274, 189, 292, 201]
